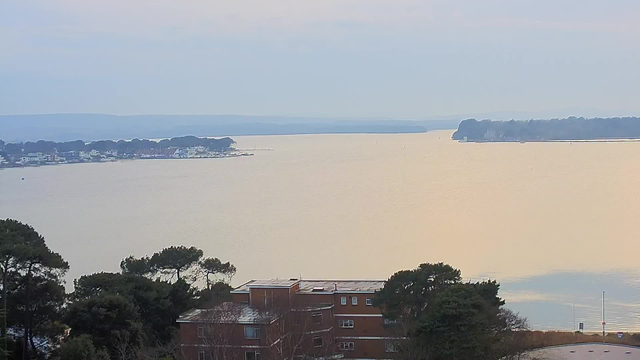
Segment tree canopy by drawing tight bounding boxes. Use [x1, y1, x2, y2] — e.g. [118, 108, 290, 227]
[0, 219, 236, 360]
[0, 219, 69, 360]
[373, 262, 461, 320]
[199, 258, 237, 289]
[452, 117, 640, 141]
[374, 262, 528, 360]
[119, 256, 154, 277]
[1, 136, 235, 155]
[57, 335, 110, 360]
[149, 246, 203, 281]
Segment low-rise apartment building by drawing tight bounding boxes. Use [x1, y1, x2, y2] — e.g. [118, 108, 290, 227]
[179, 279, 401, 360]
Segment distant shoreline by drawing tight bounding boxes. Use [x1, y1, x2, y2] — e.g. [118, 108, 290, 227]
[0, 135, 252, 169]
[458, 138, 640, 144]
[453, 117, 640, 142]
[0, 152, 254, 170]
[460, 138, 640, 144]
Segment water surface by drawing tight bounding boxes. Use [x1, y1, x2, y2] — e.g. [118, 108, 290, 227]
[1, 131, 639, 330]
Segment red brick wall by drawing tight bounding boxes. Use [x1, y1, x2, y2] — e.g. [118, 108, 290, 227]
[334, 294, 379, 314]
[181, 286, 397, 360]
[232, 292, 250, 303]
[335, 316, 387, 337]
[336, 338, 394, 359]
[294, 293, 333, 306]
[250, 288, 291, 308]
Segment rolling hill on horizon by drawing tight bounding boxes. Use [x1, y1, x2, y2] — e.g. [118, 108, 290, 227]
[0, 114, 460, 142]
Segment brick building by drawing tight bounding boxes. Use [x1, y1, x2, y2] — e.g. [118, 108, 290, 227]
[179, 279, 402, 360]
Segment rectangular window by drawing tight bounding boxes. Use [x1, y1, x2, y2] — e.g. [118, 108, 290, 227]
[198, 350, 205, 360]
[385, 342, 400, 353]
[312, 312, 323, 325]
[313, 336, 324, 348]
[244, 326, 260, 339]
[351, 296, 358, 306]
[340, 296, 347, 305]
[339, 319, 354, 328]
[366, 297, 373, 306]
[197, 326, 205, 338]
[339, 342, 355, 351]
[245, 351, 261, 360]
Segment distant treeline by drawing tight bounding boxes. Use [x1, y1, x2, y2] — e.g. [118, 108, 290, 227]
[0, 135, 235, 154]
[452, 117, 640, 141]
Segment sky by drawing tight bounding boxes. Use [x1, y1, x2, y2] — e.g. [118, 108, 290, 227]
[1, 0, 639, 118]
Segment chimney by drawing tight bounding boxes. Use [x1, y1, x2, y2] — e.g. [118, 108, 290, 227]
[334, 283, 337, 291]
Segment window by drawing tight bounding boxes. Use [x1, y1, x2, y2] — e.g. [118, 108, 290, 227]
[366, 297, 373, 306]
[197, 326, 205, 338]
[339, 319, 354, 328]
[385, 342, 400, 353]
[244, 326, 260, 339]
[245, 351, 261, 360]
[313, 336, 324, 347]
[312, 312, 323, 325]
[198, 350, 205, 360]
[339, 342, 355, 351]
[352, 296, 358, 305]
[340, 296, 347, 305]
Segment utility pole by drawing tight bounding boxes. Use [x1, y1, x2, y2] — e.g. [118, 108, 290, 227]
[573, 303, 575, 333]
[602, 291, 606, 343]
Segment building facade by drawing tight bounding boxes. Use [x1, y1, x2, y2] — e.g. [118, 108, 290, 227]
[179, 279, 401, 360]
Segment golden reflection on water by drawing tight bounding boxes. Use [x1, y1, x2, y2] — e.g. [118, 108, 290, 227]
[1, 130, 639, 289]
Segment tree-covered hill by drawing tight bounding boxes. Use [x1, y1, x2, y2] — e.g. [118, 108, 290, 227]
[452, 117, 640, 141]
[0, 136, 235, 155]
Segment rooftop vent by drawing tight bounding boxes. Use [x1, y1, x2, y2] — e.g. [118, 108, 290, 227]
[312, 287, 325, 292]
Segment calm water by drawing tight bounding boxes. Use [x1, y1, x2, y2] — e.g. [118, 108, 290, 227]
[2, 130, 640, 331]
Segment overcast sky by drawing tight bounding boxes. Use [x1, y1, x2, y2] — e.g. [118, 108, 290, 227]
[2, 0, 639, 118]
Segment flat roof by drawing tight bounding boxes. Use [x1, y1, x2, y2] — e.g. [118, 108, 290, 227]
[232, 279, 385, 294]
[177, 302, 279, 324]
[525, 343, 640, 360]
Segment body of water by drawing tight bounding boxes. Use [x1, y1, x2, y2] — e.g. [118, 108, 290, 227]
[1, 130, 640, 331]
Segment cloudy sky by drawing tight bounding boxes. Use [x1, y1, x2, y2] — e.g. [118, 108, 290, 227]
[2, 0, 639, 118]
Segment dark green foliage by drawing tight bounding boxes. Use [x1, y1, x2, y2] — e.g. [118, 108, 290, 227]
[149, 246, 203, 281]
[71, 273, 186, 344]
[0, 219, 69, 360]
[452, 117, 640, 141]
[2, 136, 235, 155]
[120, 256, 154, 277]
[373, 262, 461, 320]
[168, 279, 196, 319]
[7, 275, 66, 354]
[195, 282, 233, 308]
[415, 284, 500, 360]
[58, 335, 103, 360]
[374, 263, 528, 360]
[1, 219, 236, 359]
[64, 294, 143, 349]
[95, 348, 111, 360]
[199, 258, 236, 289]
